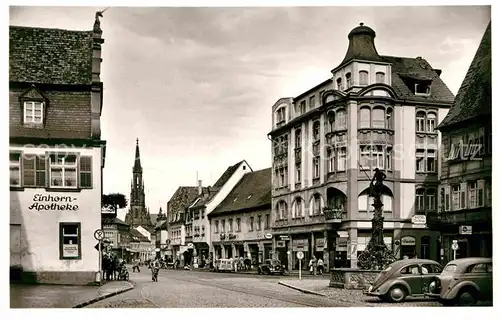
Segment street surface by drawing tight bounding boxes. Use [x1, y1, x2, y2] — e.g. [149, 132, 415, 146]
[87, 268, 450, 308]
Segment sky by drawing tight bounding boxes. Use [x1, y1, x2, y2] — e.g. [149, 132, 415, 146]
[9, 5, 491, 221]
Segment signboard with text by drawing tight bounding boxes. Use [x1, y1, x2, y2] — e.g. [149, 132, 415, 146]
[28, 194, 79, 211]
[62, 244, 79, 258]
[401, 236, 416, 246]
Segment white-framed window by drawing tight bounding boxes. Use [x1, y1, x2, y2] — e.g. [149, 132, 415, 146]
[427, 112, 436, 133]
[360, 146, 371, 168]
[386, 108, 393, 129]
[426, 149, 436, 172]
[372, 145, 384, 169]
[277, 200, 287, 220]
[309, 96, 315, 109]
[295, 163, 301, 183]
[346, 73, 351, 88]
[313, 121, 320, 140]
[416, 189, 425, 211]
[313, 157, 320, 178]
[359, 71, 369, 85]
[327, 148, 335, 172]
[416, 149, 425, 172]
[376, 72, 385, 84]
[24, 101, 44, 124]
[372, 107, 385, 128]
[221, 220, 225, 233]
[336, 109, 347, 130]
[50, 154, 77, 188]
[336, 77, 343, 91]
[469, 181, 484, 208]
[386, 147, 392, 170]
[416, 111, 426, 132]
[452, 185, 464, 211]
[295, 129, 301, 147]
[427, 189, 436, 211]
[337, 147, 346, 171]
[10, 153, 21, 187]
[359, 107, 371, 128]
[60, 222, 81, 260]
[294, 198, 303, 217]
[276, 107, 286, 124]
[236, 218, 241, 232]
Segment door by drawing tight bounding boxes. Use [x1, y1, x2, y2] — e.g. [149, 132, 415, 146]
[420, 263, 443, 294]
[399, 264, 422, 295]
[10, 224, 22, 266]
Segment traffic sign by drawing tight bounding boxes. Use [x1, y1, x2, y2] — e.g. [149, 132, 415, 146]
[94, 229, 104, 241]
[94, 242, 104, 251]
[296, 251, 304, 260]
[451, 243, 459, 250]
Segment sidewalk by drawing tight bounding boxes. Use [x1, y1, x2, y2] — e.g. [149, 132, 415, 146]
[10, 280, 134, 308]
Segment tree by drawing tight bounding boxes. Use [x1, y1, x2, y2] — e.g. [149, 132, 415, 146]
[102, 193, 128, 216]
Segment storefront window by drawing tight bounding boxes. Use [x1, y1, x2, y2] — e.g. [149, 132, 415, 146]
[60, 222, 81, 260]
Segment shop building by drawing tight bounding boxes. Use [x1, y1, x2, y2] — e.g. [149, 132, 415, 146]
[429, 22, 492, 263]
[269, 23, 455, 270]
[9, 15, 106, 284]
[102, 217, 131, 260]
[209, 168, 272, 266]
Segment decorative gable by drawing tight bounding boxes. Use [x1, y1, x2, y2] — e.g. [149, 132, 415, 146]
[20, 86, 46, 101]
[18, 85, 49, 127]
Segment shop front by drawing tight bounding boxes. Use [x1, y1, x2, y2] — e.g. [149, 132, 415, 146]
[193, 242, 209, 268]
[440, 223, 492, 264]
[394, 229, 440, 261]
[291, 238, 310, 270]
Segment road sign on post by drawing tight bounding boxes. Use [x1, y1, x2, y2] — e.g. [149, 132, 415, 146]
[94, 229, 104, 285]
[94, 229, 104, 241]
[451, 240, 459, 260]
[296, 251, 304, 280]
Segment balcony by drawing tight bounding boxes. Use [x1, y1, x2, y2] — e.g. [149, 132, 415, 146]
[323, 207, 346, 223]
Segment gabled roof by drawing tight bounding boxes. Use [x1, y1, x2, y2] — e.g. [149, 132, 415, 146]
[210, 168, 272, 216]
[438, 22, 491, 129]
[129, 228, 150, 242]
[381, 55, 455, 103]
[167, 186, 206, 222]
[9, 26, 94, 85]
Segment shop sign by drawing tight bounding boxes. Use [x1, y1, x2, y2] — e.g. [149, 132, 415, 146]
[401, 236, 416, 246]
[280, 235, 290, 240]
[62, 244, 79, 258]
[337, 231, 348, 238]
[264, 233, 273, 239]
[315, 238, 325, 251]
[459, 225, 472, 235]
[276, 240, 286, 248]
[292, 239, 309, 251]
[411, 215, 427, 225]
[29, 194, 79, 211]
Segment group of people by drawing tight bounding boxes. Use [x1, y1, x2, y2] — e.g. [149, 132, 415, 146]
[308, 256, 325, 275]
[102, 252, 128, 281]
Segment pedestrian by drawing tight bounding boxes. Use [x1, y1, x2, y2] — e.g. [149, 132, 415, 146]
[309, 258, 314, 275]
[317, 257, 324, 275]
[151, 258, 160, 282]
[133, 258, 141, 272]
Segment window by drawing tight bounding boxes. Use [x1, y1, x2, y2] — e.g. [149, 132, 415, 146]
[416, 189, 425, 211]
[416, 149, 425, 172]
[313, 157, 320, 178]
[249, 217, 254, 231]
[427, 189, 436, 211]
[257, 215, 262, 231]
[386, 108, 393, 129]
[466, 263, 492, 274]
[276, 107, 286, 124]
[215, 221, 219, 233]
[359, 107, 370, 128]
[376, 72, 385, 83]
[359, 71, 369, 85]
[401, 265, 420, 275]
[327, 148, 335, 172]
[295, 198, 303, 217]
[50, 154, 77, 188]
[373, 145, 384, 169]
[60, 222, 81, 260]
[309, 96, 315, 108]
[469, 181, 484, 208]
[427, 113, 436, 133]
[372, 107, 385, 128]
[21, 154, 47, 187]
[421, 262, 441, 274]
[295, 163, 301, 183]
[79, 156, 93, 188]
[336, 77, 343, 91]
[327, 111, 335, 132]
[426, 150, 436, 172]
[295, 129, 301, 148]
[386, 147, 392, 170]
[313, 194, 321, 215]
[201, 225, 205, 235]
[416, 112, 426, 132]
[313, 121, 320, 140]
[10, 153, 21, 187]
[221, 220, 226, 233]
[415, 83, 430, 95]
[346, 73, 351, 88]
[277, 201, 287, 219]
[360, 146, 371, 168]
[265, 214, 270, 229]
[336, 109, 346, 130]
[24, 101, 44, 124]
[228, 219, 233, 232]
[337, 147, 346, 171]
[236, 218, 241, 232]
[452, 184, 465, 210]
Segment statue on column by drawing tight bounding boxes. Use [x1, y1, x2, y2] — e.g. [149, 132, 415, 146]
[357, 168, 395, 270]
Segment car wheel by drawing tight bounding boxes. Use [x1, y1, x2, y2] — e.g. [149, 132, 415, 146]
[388, 285, 407, 303]
[457, 289, 478, 306]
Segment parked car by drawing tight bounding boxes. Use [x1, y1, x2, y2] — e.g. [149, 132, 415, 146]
[257, 259, 286, 275]
[426, 257, 493, 306]
[365, 259, 443, 303]
[213, 259, 234, 272]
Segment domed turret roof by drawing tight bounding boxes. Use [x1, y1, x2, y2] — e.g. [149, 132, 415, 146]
[348, 22, 376, 39]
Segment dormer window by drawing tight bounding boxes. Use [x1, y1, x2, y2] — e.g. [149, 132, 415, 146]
[276, 107, 286, 126]
[24, 101, 44, 124]
[415, 82, 431, 95]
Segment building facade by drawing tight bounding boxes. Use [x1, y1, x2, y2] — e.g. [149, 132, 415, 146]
[429, 22, 492, 263]
[9, 15, 106, 284]
[102, 217, 131, 260]
[209, 168, 273, 266]
[269, 23, 455, 270]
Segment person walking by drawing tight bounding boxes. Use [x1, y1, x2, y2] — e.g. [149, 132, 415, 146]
[151, 258, 160, 282]
[133, 258, 140, 273]
[317, 257, 324, 275]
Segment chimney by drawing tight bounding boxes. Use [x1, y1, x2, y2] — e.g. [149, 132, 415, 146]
[198, 180, 202, 195]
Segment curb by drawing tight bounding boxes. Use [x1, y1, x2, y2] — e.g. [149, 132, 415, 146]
[278, 281, 327, 297]
[73, 282, 135, 308]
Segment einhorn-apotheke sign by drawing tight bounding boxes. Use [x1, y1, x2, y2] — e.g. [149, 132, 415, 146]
[28, 194, 79, 211]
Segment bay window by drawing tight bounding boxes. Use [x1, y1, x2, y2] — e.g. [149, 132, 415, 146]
[360, 107, 370, 128]
[336, 109, 346, 130]
[337, 148, 346, 171]
[359, 71, 369, 85]
[372, 107, 385, 128]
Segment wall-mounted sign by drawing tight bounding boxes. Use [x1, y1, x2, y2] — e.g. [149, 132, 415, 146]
[459, 225, 472, 235]
[401, 236, 416, 246]
[337, 231, 348, 238]
[264, 233, 273, 239]
[292, 239, 309, 251]
[29, 194, 79, 211]
[280, 235, 290, 241]
[411, 215, 427, 225]
[187, 243, 195, 249]
[276, 240, 286, 248]
[315, 238, 325, 251]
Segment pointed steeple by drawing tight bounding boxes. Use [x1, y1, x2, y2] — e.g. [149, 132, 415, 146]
[134, 138, 142, 172]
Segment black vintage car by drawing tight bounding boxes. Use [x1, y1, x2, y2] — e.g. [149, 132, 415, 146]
[257, 259, 286, 275]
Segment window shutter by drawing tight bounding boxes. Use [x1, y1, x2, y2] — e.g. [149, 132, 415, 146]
[22, 154, 36, 187]
[445, 185, 451, 211]
[79, 156, 93, 189]
[36, 155, 46, 187]
[460, 182, 467, 209]
[478, 180, 485, 207]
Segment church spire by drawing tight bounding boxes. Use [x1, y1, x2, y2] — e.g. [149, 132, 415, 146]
[134, 138, 142, 172]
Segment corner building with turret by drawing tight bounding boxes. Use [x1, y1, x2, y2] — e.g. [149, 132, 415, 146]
[269, 23, 455, 270]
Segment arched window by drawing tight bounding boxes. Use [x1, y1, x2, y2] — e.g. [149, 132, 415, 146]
[427, 112, 436, 133]
[295, 129, 301, 148]
[336, 109, 347, 130]
[359, 107, 371, 128]
[386, 108, 393, 129]
[327, 111, 335, 132]
[327, 148, 335, 173]
[276, 107, 286, 125]
[416, 111, 426, 132]
[313, 121, 320, 140]
[277, 200, 288, 220]
[336, 77, 343, 91]
[293, 197, 304, 218]
[416, 188, 425, 212]
[359, 71, 369, 86]
[345, 73, 352, 88]
[376, 72, 385, 83]
[311, 193, 322, 215]
[372, 107, 385, 128]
